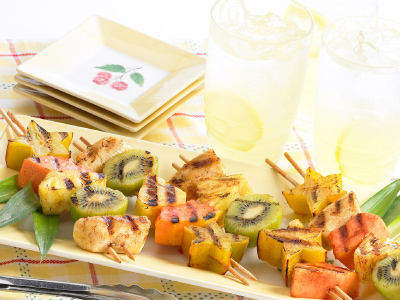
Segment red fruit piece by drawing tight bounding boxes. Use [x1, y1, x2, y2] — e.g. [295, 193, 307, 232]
[291, 262, 359, 299]
[329, 212, 389, 269]
[111, 81, 128, 91]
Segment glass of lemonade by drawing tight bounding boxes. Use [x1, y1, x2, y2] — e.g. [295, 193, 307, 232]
[204, 0, 313, 165]
[314, 16, 400, 184]
[294, 0, 378, 131]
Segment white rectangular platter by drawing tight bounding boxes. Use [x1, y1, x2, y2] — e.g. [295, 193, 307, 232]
[0, 116, 381, 300]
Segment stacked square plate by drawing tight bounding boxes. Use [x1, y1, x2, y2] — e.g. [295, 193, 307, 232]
[14, 15, 205, 138]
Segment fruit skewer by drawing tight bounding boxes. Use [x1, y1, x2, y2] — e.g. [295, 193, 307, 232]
[1, 116, 137, 264]
[72, 137, 140, 263]
[174, 154, 257, 285]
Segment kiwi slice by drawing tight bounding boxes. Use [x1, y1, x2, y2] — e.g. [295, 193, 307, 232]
[373, 252, 400, 300]
[224, 194, 283, 248]
[70, 185, 128, 222]
[103, 149, 158, 196]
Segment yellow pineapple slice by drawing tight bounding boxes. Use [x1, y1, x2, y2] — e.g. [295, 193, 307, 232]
[134, 175, 186, 227]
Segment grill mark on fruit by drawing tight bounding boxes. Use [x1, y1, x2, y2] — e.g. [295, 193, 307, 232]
[33, 157, 40, 163]
[295, 265, 346, 274]
[83, 185, 95, 198]
[207, 226, 221, 247]
[59, 132, 68, 140]
[339, 226, 348, 238]
[334, 200, 341, 214]
[192, 158, 213, 169]
[171, 178, 185, 186]
[53, 157, 60, 169]
[103, 216, 114, 235]
[124, 215, 139, 232]
[80, 172, 93, 185]
[269, 235, 315, 246]
[203, 211, 216, 221]
[187, 201, 198, 223]
[191, 227, 203, 240]
[356, 213, 362, 224]
[146, 175, 158, 206]
[166, 184, 176, 204]
[64, 178, 75, 190]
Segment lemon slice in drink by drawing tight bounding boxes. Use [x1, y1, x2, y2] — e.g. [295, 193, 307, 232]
[205, 92, 263, 152]
[335, 122, 391, 181]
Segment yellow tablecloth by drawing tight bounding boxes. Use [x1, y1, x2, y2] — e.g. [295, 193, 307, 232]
[0, 39, 317, 300]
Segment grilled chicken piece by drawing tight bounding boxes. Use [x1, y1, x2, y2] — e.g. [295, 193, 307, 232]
[197, 174, 253, 215]
[169, 149, 226, 200]
[308, 192, 361, 250]
[134, 175, 186, 227]
[75, 137, 132, 172]
[39, 170, 106, 215]
[73, 215, 151, 254]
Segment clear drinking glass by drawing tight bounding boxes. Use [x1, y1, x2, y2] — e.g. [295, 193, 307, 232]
[294, 0, 379, 131]
[313, 16, 400, 184]
[204, 0, 313, 165]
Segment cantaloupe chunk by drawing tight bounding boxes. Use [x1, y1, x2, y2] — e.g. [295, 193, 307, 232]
[17, 156, 91, 193]
[329, 213, 389, 269]
[155, 200, 222, 246]
[291, 262, 359, 299]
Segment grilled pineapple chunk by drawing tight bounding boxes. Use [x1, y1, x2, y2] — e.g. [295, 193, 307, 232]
[134, 175, 186, 227]
[308, 192, 361, 250]
[197, 174, 253, 215]
[354, 234, 400, 283]
[258, 219, 326, 286]
[282, 168, 347, 216]
[169, 149, 226, 200]
[182, 221, 249, 274]
[75, 137, 131, 172]
[6, 120, 72, 171]
[39, 170, 106, 215]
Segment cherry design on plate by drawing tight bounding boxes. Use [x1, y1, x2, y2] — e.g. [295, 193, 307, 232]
[92, 64, 144, 91]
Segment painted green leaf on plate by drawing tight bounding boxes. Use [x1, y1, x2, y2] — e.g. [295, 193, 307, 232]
[130, 72, 144, 87]
[96, 64, 126, 73]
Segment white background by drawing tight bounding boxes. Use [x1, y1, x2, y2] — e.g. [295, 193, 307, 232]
[0, 0, 399, 42]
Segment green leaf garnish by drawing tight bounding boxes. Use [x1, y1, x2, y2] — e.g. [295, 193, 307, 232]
[361, 179, 400, 217]
[130, 72, 144, 87]
[0, 182, 40, 228]
[33, 209, 59, 262]
[96, 64, 125, 73]
[0, 175, 20, 203]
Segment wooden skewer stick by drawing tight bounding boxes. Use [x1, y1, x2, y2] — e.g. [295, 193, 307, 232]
[227, 266, 249, 286]
[326, 286, 352, 300]
[265, 158, 300, 187]
[284, 152, 305, 178]
[122, 245, 135, 261]
[72, 141, 85, 152]
[172, 162, 181, 171]
[179, 154, 189, 164]
[7, 111, 27, 134]
[173, 154, 258, 283]
[80, 136, 92, 147]
[230, 258, 257, 281]
[0, 109, 24, 137]
[107, 246, 121, 263]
